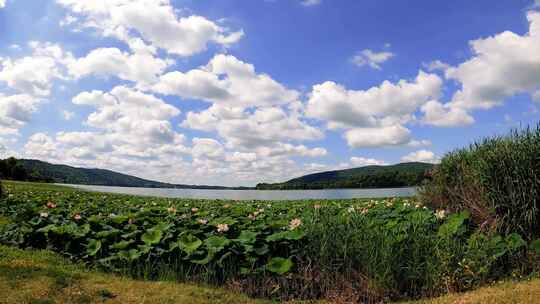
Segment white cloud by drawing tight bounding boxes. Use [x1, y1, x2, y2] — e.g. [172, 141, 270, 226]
[154, 54, 299, 108]
[0, 0, 5, 8]
[351, 49, 395, 70]
[0, 94, 39, 136]
[424, 60, 451, 72]
[0, 42, 71, 97]
[344, 125, 412, 148]
[56, 0, 244, 56]
[446, 11, 540, 111]
[401, 150, 439, 163]
[350, 156, 386, 167]
[421, 100, 474, 127]
[62, 110, 75, 120]
[533, 90, 540, 102]
[68, 47, 170, 87]
[306, 71, 440, 148]
[301, 0, 322, 7]
[183, 104, 323, 149]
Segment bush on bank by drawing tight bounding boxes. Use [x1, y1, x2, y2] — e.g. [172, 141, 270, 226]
[420, 124, 540, 240]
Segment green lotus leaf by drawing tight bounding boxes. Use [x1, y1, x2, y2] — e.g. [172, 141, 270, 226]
[266, 257, 293, 275]
[178, 233, 203, 255]
[110, 215, 129, 224]
[87, 239, 102, 256]
[506, 233, 526, 252]
[236, 231, 258, 244]
[110, 240, 133, 250]
[530, 239, 540, 254]
[205, 236, 231, 253]
[96, 229, 121, 239]
[118, 249, 141, 261]
[141, 229, 163, 245]
[266, 230, 305, 242]
[438, 211, 470, 238]
[254, 244, 270, 256]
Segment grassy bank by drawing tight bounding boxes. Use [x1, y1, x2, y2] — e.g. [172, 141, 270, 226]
[2, 243, 539, 304]
[0, 244, 265, 304]
[1, 181, 539, 303]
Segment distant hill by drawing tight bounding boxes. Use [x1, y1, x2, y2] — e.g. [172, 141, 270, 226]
[11, 159, 250, 190]
[256, 162, 435, 190]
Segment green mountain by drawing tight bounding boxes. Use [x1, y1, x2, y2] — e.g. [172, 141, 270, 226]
[256, 162, 435, 190]
[10, 159, 250, 190]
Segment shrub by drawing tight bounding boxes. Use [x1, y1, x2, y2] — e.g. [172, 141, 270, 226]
[420, 124, 540, 239]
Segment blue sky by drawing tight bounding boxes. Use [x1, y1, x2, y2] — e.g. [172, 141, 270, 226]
[1, 0, 540, 186]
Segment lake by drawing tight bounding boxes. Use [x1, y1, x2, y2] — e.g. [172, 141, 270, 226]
[62, 184, 417, 200]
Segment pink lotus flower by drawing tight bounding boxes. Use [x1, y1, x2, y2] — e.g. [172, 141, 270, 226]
[289, 218, 302, 230]
[217, 223, 229, 233]
[40, 212, 48, 218]
[46, 202, 57, 209]
[198, 218, 208, 225]
[191, 207, 199, 213]
[73, 214, 82, 221]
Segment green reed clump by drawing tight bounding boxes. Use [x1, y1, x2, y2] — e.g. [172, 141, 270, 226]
[421, 123, 540, 239]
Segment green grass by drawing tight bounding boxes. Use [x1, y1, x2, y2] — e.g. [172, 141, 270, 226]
[0, 244, 267, 304]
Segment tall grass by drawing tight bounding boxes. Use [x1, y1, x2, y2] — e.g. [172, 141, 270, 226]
[420, 124, 540, 239]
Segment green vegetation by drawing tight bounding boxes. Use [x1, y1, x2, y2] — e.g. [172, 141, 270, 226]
[0, 244, 265, 304]
[9, 158, 252, 189]
[420, 124, 540, 239]
[2, 181, 539, 303]
[256, 162, 433, 190]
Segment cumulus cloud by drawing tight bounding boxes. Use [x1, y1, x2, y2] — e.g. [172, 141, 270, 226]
[423, 11, 540, 127]
[62, 110, 75, 121]
[0, 94, 39, 136]
[154, 54, 299, 108]
[183, 104, 323, 149]
[351, 49, 395, 70]
[301, 0, 322, 7]
[344, 125, 412, 148]
[350, 156, 386, 167]
[56, 0, 244, 56]
[0, 42, 71, 97]
[401, 149, 439, 163]
[0, 0, 5, 8]
[306, 71, 440, 148]
[68, 47, 171, 87]
[421, 100, 474, 127]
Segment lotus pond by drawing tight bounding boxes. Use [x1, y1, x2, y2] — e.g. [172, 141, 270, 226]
[1, 181, 539, 303]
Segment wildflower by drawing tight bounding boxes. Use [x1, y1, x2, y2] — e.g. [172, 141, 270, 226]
[404, 202, 411, 208]
[347, 206, 355, 213]
[289, 218, 302, 230]
[73, 214, 82, 221]
[46, 202, 57, 209]
[191, 207, 199, 213]
[415, 204, 422, 209]
[223, 204, 231, 209]
[167, 206, 177, 213]
[40, 212, 49, 218]
[435, 209, 446, 220]
[198, 218, 208, 225]
[128, 218, 134, 225]
[386, 202, 393, 208]
[361, 208, 369, 215]
[248, 214, 255, 220]
[217, 223, 229, 233]
[109, 213, 117, 218]
[314, 204, 321, 209]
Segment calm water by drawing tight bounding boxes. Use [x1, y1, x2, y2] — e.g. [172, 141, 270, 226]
[62, 184, 417, 200]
